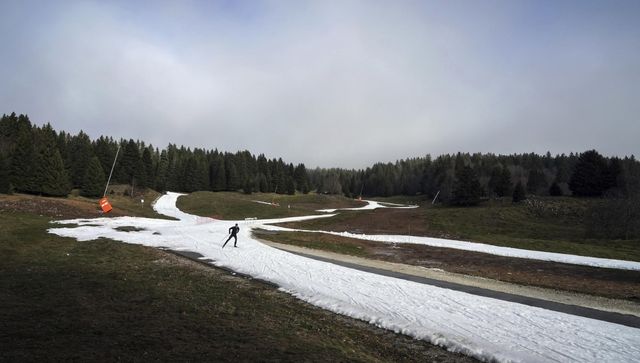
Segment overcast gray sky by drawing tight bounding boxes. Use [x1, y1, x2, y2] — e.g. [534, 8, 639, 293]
[1, 0, 638, 168]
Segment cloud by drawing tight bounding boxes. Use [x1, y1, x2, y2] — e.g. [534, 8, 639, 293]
[1, 0, 639, 168]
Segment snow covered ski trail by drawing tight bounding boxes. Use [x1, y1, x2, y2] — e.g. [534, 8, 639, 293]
[48, 192, 640, 363]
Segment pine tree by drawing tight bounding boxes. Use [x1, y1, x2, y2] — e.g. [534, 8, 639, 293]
[512, 181, 526, 203]
[488, 166, 511, 197]
[155, 150, 169, 191]
[10, 127, 36, 193]
[94, 136, 117, 177]
[526, 169, 547, 195]
[34, 125, 70, 197]
[118, 139, 145, 188]
[211, 156, 226, 191]
[451, 165, 482, 206]
[81, 156, 106, 197]
[39, 148, 70, 197]
[0, 153, 11, 193]
[286, 176, 296, 195]
[602, 157, 622, 192]
[225, 157, 239, 191]
[488, 166, 502, 197]
[549, 181, 563, 196]
[141, 147, 154, 188]
[257, 173, 268, 193]
[293, 163, 310, 193]
[66, 131, 93, 188]
[569, 150, 608, 196]
[183, 157, 199, 192]
[497, 166, 512, 197]
[243, 177, 254, 194]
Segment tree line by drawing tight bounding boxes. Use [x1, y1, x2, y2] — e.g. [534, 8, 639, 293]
[1, 112, 638, 238]
[0, 113, 311, 197]
[2, 112, 638, 205]
[311, 150, 640, 204]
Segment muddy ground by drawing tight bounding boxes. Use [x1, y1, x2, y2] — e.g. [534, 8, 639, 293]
[0, 194, 137, 219]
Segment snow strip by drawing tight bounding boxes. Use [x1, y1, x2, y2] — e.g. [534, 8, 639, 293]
[316, 199, 419, 213]
[260, 225, 640, 271]
[48, 192, 640, 363]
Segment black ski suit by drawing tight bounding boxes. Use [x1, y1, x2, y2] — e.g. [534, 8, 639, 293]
[223, 225, 240, 248]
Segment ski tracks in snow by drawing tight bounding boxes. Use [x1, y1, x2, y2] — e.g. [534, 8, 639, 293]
[48, 192, 640, 363]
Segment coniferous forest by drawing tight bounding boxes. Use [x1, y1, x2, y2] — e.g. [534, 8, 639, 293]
[0, 113, 311, 198]
[1, 112, 639, 207]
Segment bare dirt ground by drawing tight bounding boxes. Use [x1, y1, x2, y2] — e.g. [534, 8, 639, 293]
[0, 194, 104, 219]
[0, 194, 148, 219]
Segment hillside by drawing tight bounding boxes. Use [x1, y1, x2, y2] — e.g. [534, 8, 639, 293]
[0, 192, 473, 362]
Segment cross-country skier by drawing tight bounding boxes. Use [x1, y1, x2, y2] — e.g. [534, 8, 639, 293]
[222, 223, 240, 248]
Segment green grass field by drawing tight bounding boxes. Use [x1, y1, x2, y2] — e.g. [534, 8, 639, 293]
[69, 185, 172, 219]
[174, 191, 639, 261]
[2, 189, 638, 360]
[0, 207, 472, 362]
[275, 196, 640, 261]
[176, 191, 364, 220]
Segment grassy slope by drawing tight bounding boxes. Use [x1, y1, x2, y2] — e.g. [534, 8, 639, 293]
[0, 197, 471, 362]
[276, 197, 640, 261]
[69, 186, 172, 219]
[176, 191, 639, 260]
[177, 191, 364, 220]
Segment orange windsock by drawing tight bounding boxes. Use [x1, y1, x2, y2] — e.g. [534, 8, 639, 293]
[99, 197, 113, 213]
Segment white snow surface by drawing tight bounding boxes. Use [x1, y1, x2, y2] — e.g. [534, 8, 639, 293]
[48, 192, 640, 363]
[316, 199, 419, 213]
[260, 225, 640, 271]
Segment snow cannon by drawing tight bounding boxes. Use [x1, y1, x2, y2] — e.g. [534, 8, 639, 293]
[99, 197, 113, 213]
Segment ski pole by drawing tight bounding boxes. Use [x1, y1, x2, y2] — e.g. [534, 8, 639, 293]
[220, 233, 231, 248]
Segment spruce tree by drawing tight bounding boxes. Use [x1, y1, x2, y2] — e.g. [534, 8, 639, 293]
[497, 166, 512, 197]
[211, 156, 226, 191]
[569, 150, 608, 196]
[549, 181, 563, 196]
[512, 181, 526, 203]
[286, 176, 296, 195]
[118, 139, 143, 186]
[94, 136, 117, 177]
[602, 157, 622, 192]
[81, 156, 106, 197]
[488, 166, 502, 197]
[66, 131, 93, 188]
[225, 158, 239, 191]
[294, 164, 310, 193]
[243, 177, 254, 194]
[34, 125, 71, 197]
[451, 165, 482, 206]
[0, 153, 11, 193]
[39, 148, 71, 197]
[10, 127, 36, 193]
[183, 157, 199, 192]
[155, 150, 169, 191]
[527, 169, 547, 195]
[141, 147, 154, 188]
[488, 166, 511, 197]
[257, 173, 268, 193]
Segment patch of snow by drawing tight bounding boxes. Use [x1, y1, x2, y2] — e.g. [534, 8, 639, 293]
[260, 225, 640, 271]
[317, 199, 419, 213]
[48, 192, 640, 363]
